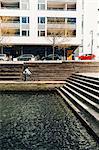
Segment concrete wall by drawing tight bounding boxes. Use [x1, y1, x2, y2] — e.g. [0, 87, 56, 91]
[0, 61, 99, 81]
[24, 61, 99, 81]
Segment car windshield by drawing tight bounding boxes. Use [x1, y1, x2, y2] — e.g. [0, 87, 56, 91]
[83, 54, 92, 56]
[19, 54, 33, 58]
[87, 54, 92, 56]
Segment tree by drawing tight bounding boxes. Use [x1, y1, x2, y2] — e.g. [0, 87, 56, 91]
[0, 16, 16, 53]
[46, 17, 70, 60]
[47, 29, 70, 60]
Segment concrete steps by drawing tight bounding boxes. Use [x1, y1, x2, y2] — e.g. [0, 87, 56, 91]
[0, 63, 23, 81]
[65, 78, 99, 103]
[57, 73, 99, 141]
[63, 83, 99, 113]
[72, 74, 99, 86]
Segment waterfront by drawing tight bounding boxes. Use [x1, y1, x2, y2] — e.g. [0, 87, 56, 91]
[0, 91, 99, 150]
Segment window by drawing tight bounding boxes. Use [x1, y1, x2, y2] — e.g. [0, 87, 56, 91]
[22, 30, 26, 36]
[22, 17, 26, 23]
[15, 29, 20, 36]
[22, 17, 29, 23]
[38, 0, 45, 10]
[38, 4, 45, 10]
[21, 0, 29, 10]
[67, 3, 76, 11]
[67, 18, 76, 24]
[38, 30, 45, 36]
[22, 30, 29, 36]
[67, 30, 76, 37]
[38, 17, 45, 23]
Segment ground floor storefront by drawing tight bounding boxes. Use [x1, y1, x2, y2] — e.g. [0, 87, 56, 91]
[1, 45, 78, 60]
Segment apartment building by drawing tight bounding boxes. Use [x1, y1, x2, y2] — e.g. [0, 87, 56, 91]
[0, 0, 98, 59]
[0, 0, 83, 58]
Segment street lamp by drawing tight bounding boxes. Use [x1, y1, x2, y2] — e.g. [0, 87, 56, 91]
[90, 30, 93, 54]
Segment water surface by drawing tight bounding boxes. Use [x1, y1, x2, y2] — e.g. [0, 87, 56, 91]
[0, 91, 99, 150]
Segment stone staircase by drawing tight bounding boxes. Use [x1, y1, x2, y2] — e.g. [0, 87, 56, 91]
[0, 63, 23, 81]
[57, 73, 99, 141]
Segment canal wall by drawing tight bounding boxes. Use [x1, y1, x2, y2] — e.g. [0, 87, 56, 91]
[0, 61, 99, 81]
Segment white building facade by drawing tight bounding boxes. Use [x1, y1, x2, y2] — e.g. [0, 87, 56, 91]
[0, 0, 98, 58]
[82, 0, 99, 57]
[97, 2, 99, 53]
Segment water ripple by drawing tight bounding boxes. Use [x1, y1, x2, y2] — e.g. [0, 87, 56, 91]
[0, 91, 99, 150]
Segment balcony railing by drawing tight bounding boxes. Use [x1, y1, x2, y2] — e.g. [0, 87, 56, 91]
[38, 24, 45, 29]
[47, 23, 76, 29]
[1, 22, 20, 28]
[1, 23, 29, 30]
[47, 0, 76, 2]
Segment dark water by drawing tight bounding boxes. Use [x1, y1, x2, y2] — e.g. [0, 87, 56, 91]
[0, 91, 99, 150]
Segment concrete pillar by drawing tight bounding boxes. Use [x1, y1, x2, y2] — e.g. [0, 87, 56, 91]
[20, 46, 23, 55]
[64, 3, 67, 10]
[0, 46, 3, 54]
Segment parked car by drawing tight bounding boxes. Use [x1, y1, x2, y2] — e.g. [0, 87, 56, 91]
[41, 54, 61, 60]
[0, 54, 7, 61]
[13, 54, 35, 61]
[78, 54, 96, 60]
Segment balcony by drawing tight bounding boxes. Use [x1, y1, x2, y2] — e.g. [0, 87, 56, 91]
[47, 23, 76, 29]
[47, 29, 76, 37]
[47, 0, 77, 2]
[47, 1, 76, 11]
[47, 3, 65, 11]
[1, 22, 20, 28]
[0, 0, 29, 10]
[1, 23, 29, 30]
[0, 1, 20, 9]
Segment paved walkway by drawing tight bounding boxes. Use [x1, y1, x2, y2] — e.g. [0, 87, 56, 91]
[0, 81, 66, 84]
[78, 73, 99, 78]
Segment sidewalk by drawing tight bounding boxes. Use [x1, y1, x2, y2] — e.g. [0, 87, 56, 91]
[78, 73, 99, 78]
[0, 81, 66, 84]
[0, 81, 65, 91]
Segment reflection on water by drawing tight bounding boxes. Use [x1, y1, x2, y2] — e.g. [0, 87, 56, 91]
[0, 91, 99, 150]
